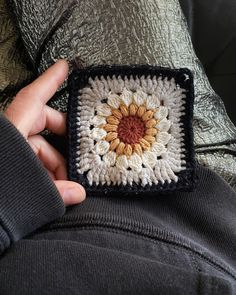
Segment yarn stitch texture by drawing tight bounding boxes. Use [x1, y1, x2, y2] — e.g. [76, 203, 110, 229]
[67, 65, 196, 195]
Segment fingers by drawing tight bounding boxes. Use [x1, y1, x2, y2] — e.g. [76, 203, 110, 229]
[44, 105, 66, 136]
[28, 135, 86, 206]
[4, 60, 68, 138]
[28, 135, 68, 180]
[19, 60, 69, 105]
[54, 180, 86, 206]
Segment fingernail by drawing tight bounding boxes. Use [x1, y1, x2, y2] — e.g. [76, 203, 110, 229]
[64, 186, 86, 204]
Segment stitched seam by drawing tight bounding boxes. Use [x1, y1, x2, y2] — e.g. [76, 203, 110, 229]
[33, 222, 236, 281]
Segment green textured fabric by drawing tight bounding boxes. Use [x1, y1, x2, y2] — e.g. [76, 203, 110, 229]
[0, 0, 34, 109]
[1, 0, 236, 190]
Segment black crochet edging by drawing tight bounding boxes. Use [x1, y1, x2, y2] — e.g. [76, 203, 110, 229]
[67, 64, 197, 196]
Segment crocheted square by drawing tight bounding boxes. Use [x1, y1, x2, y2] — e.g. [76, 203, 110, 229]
[67, 65, 196, 194]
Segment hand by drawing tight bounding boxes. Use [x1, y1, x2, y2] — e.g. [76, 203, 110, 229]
[4, 60, 86, 206]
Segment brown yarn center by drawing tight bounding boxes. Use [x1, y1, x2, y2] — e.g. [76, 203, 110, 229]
[117, 116, 145, 144]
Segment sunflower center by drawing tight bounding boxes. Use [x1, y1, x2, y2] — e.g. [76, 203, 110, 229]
[117, 116, 145, 144]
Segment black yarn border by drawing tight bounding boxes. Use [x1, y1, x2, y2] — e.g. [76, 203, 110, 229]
[67, 64, 197, 196]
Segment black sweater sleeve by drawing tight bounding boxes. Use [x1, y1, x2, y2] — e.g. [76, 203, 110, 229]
[0, 114, 65, 254]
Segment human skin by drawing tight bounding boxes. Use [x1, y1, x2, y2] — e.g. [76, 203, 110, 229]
[4, 60, 86, 206]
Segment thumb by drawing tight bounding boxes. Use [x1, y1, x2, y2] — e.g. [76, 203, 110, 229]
[54, 180, 86, 206]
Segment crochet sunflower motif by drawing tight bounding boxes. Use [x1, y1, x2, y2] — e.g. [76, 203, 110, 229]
[90, 89, 171, 174]
[68, 65, 195, 194]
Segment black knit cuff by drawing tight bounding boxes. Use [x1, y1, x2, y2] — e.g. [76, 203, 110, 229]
[0, 115, 65, 252]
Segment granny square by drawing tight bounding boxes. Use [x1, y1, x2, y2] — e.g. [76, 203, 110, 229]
[67, 65, 196, 195]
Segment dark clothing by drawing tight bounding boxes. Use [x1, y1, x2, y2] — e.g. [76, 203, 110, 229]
[0, 114, 236, 294]
[180, 0, 236, 125]
[0, 115, 65, 251]
[0, 0, 236, 293]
